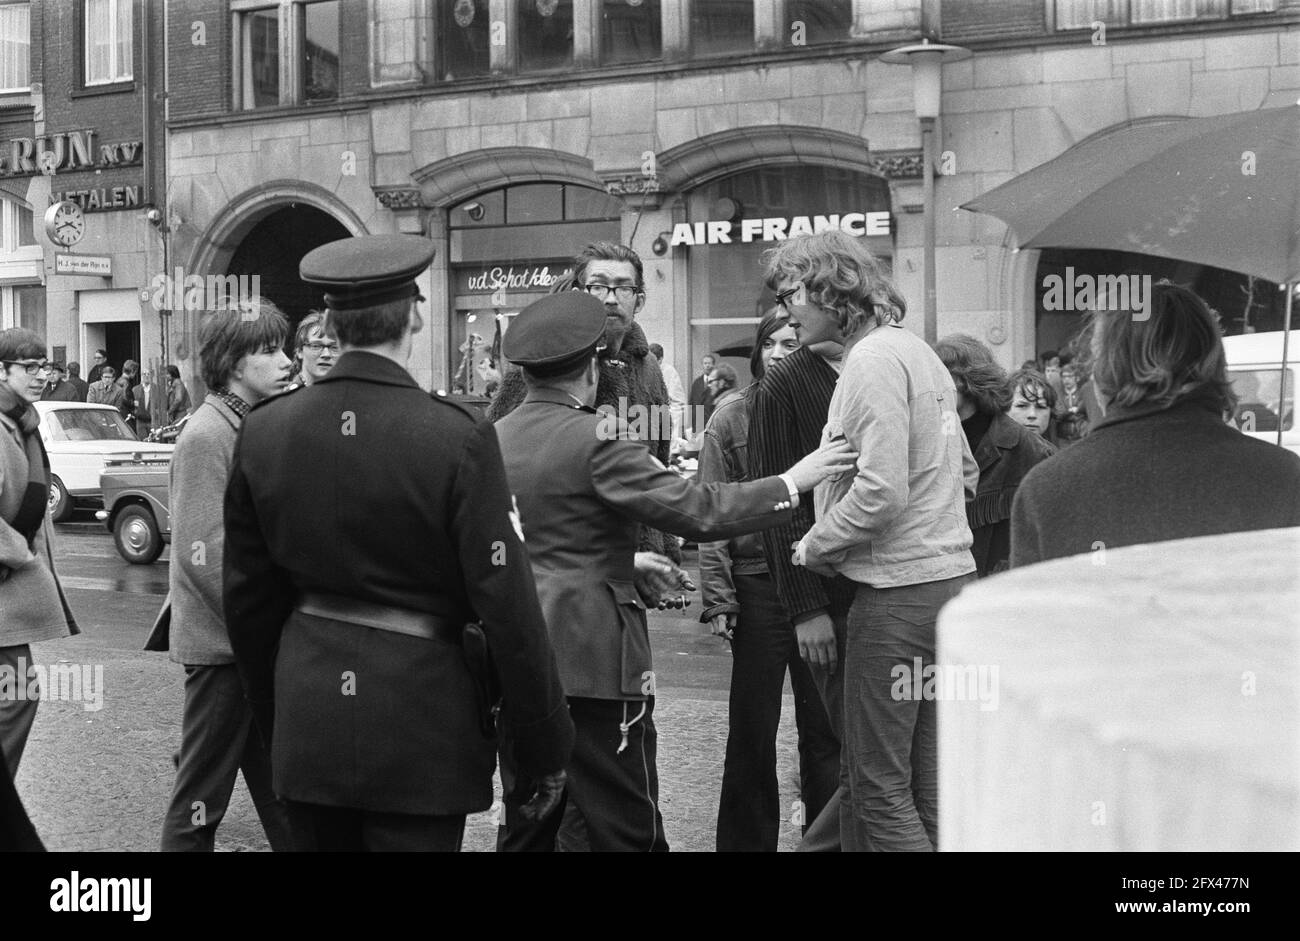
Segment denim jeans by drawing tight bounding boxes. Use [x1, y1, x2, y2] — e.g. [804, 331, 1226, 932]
[841, 573, 975, 852]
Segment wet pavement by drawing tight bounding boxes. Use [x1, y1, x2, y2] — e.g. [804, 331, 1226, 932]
[15, 525, 807, 852]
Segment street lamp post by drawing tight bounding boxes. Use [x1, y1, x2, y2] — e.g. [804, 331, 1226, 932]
[880, 39, 971, 343]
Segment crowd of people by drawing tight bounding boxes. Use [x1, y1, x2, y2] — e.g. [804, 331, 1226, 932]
[39, 352, 195, 440]
[3, 229, 1299, 853]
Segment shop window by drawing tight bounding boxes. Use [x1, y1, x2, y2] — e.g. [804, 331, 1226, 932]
[518, 0, 574, 72]
[691, 0, 753, 57]
[84, 0, 133, 86]
[437, 0, 491, 80]
[683, 166, 893, 390]
[0, 2, 29, 93]
[301, 0, 340, 101]
[447, 183, 622, 394]
[1054, 0, 1275, 29]
[600, 0, 661, 65]
[786, 0, 851, 46]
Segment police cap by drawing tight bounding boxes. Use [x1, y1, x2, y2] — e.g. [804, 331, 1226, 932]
[503, 292, 607, 373]
[299, 234, 435, 310]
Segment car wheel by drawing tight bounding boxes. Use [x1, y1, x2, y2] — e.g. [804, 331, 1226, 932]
[48, 476, 72, 523]
[113, 505, 163, 565]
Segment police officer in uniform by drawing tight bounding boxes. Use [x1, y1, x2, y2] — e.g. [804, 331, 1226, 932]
[494, 292, 857, 851]
[223, 234, 574, 851]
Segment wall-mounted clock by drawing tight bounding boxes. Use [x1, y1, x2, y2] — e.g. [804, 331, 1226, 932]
[44, 200, 86, 248]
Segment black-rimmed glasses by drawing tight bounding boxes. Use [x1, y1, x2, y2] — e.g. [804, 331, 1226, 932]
[3, 360, 51, 376]
[583, 283, 640, 302]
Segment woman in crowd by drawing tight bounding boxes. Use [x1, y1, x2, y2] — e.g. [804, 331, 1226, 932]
[0, 328, 79, 781]
[1011, 281, 1300, 564]
[1054, 361, 1090, 445]
[934, 334, 1055, 577]
[698, 311, 836, 852]
[1007, 367, 1059, 445]
[290, 311, 339, 388]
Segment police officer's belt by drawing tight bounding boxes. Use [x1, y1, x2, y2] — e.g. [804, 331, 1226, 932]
[297, 592, 460, 643]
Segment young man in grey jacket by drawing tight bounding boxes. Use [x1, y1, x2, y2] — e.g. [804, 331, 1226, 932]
[159, 301, 294, 852]
[778, 231, 978, 852]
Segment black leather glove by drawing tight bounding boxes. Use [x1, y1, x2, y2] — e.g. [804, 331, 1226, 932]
[519, 770, 567, 822]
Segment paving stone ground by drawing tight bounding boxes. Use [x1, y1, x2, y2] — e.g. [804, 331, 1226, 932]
[17, 559, 807, 852]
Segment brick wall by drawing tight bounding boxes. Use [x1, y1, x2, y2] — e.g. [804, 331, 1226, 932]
[167, 0, 229, 119]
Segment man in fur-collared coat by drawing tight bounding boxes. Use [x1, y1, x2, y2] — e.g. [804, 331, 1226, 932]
[488, 242, 679, 565]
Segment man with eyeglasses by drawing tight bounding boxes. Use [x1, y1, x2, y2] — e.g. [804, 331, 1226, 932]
[488, 242, 683, 579]
[289, 311, 338, 390]
[87, 365, 126, 411]
[1, 330, 79, 784]
[778, 231, 978, 852]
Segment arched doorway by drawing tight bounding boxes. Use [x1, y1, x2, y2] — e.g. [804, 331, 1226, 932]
[225, 204, 351, 333]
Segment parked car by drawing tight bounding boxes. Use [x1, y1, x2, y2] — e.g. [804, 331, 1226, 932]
[96, 456, 172, 564]
[33, 401, 175, 522]
[1222, 330, 1299, 458]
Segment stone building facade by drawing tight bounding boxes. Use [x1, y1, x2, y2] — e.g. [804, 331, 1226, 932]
[154, 0, 1299, 395]
[1, 0, 167, 382]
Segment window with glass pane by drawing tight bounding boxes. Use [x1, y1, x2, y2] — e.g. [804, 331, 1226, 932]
[1131, 0, 1202, 23]
[451, 189, 505, 227]
[15, 285, 45, 338]
[1055, 0, 1125, 28]
[373, 0, 421, 85]
[303, 1, 340, 101]
[242, 8, 281, 108]
[691, 0, 752, 57]
[600, 0, 660, 64]
[786, 0, 850, 45]
[517, 0, 573, 72]
[85, 0, 132, 85]
[437, 0, 490, 80]
[17, 204, 33, 246]
[0, 3, 29, 92]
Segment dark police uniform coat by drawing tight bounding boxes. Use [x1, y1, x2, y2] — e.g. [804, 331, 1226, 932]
[223, 351, 573, 816]
[495, 386, 796, 702]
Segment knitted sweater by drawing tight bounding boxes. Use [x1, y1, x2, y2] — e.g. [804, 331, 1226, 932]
[489, 321, 679, 562]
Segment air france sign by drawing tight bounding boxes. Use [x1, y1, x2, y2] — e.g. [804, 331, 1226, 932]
[669, 212, 891, 247]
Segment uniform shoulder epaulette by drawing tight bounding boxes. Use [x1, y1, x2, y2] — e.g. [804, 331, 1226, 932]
[429, 389, 485, 422]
